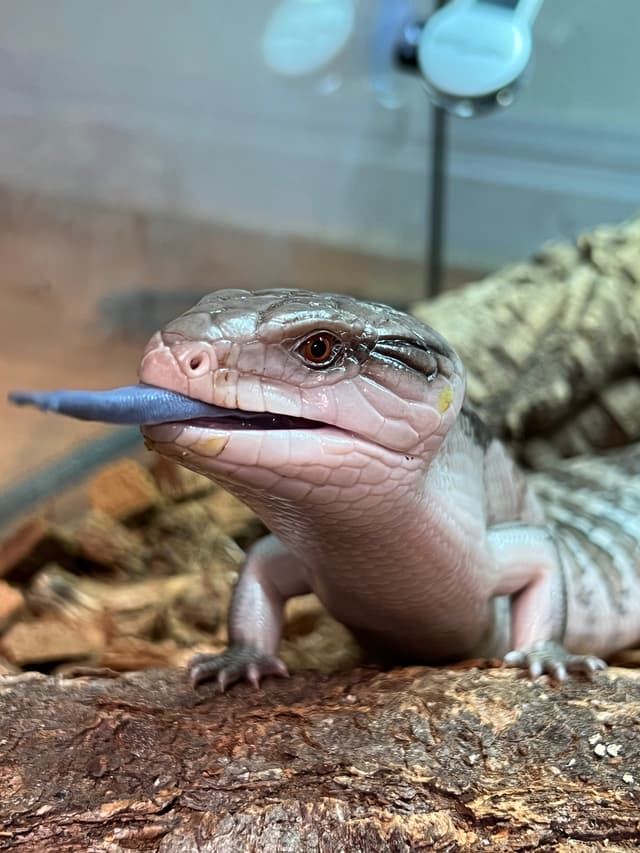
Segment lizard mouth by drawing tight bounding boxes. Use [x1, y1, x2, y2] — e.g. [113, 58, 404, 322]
[142, 409, 352, 467]
[183, 413, 327, 431]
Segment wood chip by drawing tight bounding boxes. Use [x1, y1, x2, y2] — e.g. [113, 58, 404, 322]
[145, 501, 244, 578]
[87, 459, 161, 520]
[95, 637, 180, 672]
[1, 615, 105, 666]
[283, 593, 326, 638]
[73, 510, 148, 575]
[0, 581, 25, 632]
[281, 594, 363, 675]
[151, 455, 214, 501]
[0, 517, 76, 583]
[0, 655, 20, 675]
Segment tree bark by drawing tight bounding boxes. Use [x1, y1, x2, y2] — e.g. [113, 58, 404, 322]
[413, 218, 640, 460]
[1, 664, 639, 852]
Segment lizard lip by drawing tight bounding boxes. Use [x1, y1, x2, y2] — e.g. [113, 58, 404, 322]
[172, 413, 327, 431]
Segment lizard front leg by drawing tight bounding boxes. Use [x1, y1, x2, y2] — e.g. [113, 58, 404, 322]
[488, 523, 606, 680]
[189, 534, 311, 690]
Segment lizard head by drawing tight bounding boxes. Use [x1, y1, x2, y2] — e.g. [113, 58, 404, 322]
[139, 289, 466, 499]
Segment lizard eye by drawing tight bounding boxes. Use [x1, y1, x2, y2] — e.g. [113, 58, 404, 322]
[297, 331, 341, 367]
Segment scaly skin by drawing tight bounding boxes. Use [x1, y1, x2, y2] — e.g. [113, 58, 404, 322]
[140, 289, 622, 688]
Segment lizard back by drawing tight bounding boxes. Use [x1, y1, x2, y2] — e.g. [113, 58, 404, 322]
[528, 446, 640, 655]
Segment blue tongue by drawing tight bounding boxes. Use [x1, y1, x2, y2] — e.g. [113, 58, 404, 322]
[7, 383, 248, 426]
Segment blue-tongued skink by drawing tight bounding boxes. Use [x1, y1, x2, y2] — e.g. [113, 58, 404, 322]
[11, 289, 640, 689]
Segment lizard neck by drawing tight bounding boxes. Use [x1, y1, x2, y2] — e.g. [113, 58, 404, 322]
[216, 416, 530, 658]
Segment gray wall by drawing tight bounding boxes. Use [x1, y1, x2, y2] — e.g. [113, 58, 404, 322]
[0, 0, 637, 271]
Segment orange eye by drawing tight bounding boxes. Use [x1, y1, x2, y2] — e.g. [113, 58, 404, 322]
[298, 332, 340, 366]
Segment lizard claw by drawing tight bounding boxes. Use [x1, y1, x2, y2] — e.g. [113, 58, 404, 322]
[503, 640, 607, 681]
[188, 646, 289, 691]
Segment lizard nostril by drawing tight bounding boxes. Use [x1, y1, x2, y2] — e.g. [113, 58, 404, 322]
[173, 343, 214, 378]
[183, 350, 212, 376]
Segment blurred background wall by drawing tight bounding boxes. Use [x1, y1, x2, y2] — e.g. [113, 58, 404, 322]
[0, 0, 637, 275]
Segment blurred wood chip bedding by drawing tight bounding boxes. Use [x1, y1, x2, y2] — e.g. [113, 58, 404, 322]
[0, 456, 362, 677]
[1, 216, 639, 677]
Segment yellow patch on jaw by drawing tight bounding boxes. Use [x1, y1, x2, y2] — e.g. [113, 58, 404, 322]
[192, 434, 229, 457]
[438, 386, 453, 414]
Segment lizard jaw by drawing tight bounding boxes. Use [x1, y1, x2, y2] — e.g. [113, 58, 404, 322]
[141, 418, 408, 497]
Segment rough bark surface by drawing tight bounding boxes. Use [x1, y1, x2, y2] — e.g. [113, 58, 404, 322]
[413, 219, 640, 461]
[1, 665, 640, 852]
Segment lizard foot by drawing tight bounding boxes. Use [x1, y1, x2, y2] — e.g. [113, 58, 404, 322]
[503, 640, 607, 681]
[188, 645, 289, 691]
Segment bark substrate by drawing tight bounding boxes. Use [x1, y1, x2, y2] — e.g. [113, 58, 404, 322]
[1, 664, 639, 852]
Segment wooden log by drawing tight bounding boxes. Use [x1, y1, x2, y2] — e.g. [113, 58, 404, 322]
[1, 664, 639, 851]
[413, 219, 640, 459]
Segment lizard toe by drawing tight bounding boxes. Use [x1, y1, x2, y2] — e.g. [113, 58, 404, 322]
[564, 653, 607, 675]
[188, 646, 289, 691]
[503, 640, 607, 681]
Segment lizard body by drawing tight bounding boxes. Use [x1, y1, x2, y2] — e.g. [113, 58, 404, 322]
[135, 289, 638, 686]
[10, 288, 638, 686]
